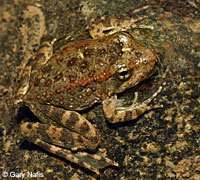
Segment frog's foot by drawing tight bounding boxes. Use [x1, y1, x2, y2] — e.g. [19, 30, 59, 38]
[89, 5, 151, 39]
[102, 86, 163, 123]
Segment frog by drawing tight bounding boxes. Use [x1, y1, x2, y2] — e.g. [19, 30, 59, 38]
[15, 14, 163, 174]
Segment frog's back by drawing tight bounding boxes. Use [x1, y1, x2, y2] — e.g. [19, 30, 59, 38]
[23, 32, 156, 110]
[24, 34, 122, 110]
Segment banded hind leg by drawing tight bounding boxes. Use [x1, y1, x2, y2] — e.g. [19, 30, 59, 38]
[21, 104, 118, 174]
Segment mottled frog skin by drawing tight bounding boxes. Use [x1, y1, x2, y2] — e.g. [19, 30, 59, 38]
[16, 29, 162, 173]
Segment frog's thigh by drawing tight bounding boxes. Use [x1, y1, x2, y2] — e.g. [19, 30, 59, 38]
[102, 86, 163, 123]
[21, 105, 100, 151]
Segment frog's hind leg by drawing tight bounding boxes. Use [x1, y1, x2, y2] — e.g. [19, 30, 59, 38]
[25, 104, 100, 151]
[21, 122, 117, 174]
[20, 104, 118, 173]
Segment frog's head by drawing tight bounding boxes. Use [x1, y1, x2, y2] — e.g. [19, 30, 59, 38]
[109, 32, 157, 94]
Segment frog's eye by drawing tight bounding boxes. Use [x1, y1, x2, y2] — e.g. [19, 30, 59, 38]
[143, 59, 148, 64]
[115, 67, 132, 81]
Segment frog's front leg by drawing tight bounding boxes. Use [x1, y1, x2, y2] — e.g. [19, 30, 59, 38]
[102, 86, 163, 123]
[21, 104, 118, 174]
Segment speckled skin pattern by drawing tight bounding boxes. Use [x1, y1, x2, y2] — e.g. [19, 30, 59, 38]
[16, 32, 162, 173]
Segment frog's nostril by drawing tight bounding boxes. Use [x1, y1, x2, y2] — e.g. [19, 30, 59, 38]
[135, 51, 142, 58]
